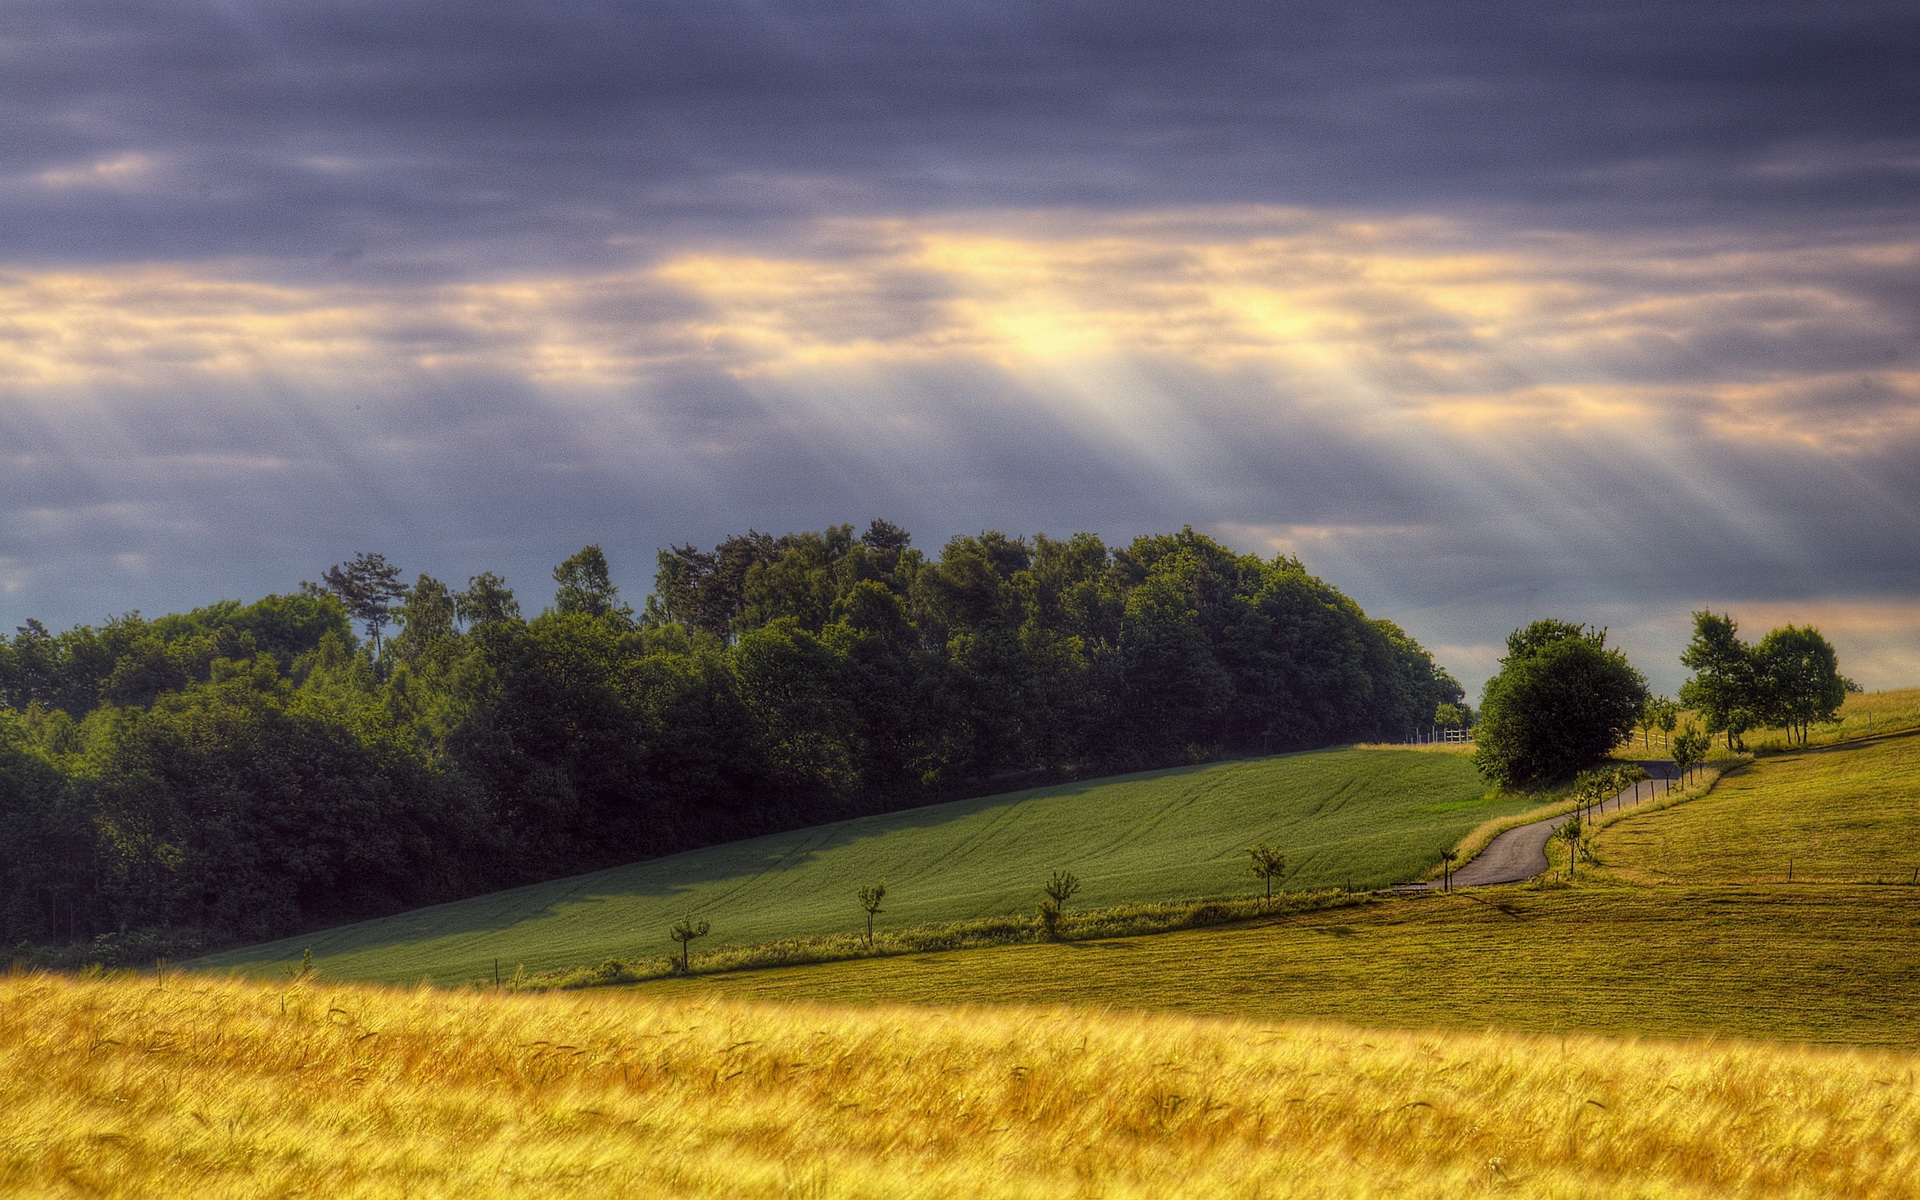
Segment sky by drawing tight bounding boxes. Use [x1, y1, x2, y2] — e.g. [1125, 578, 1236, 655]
[2, 0, 1917, 698]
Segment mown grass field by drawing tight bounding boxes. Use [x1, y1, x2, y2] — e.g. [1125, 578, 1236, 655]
[193, 748, 1524, 985]
[11, 970, 1920, 1200]
[644, 884, 1920, 1046]
[1595, 725, 1920, 885]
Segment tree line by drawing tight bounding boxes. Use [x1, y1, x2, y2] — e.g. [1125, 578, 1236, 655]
[1677, 611, 1853, 749]
[1470, 611, 1852, 788]
[0, 523, 1462, 960]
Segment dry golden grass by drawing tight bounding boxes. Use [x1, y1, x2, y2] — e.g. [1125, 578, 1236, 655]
[8, 970, 1920, 1199]
[655, 883, 1920, 1047]
[1543, 758, 1745, 880]
[1350, 740, 1475, 754]
[1595, 730, 1920, 886]
[1740, 688, 1920, 754]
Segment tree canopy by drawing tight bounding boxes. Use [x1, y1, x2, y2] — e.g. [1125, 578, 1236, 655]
[312, 552, 408, 656]
[1679, 611, 1852, 748]
[1472, 620, 1648, 788]
[0, 522, 1460, 963]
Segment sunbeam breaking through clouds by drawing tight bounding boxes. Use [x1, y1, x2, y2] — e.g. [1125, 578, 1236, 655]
[1, 0, 1916, 696]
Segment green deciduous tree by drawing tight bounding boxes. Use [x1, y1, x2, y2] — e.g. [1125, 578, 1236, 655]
[1472, 621, 1648, 788]
[1556, 817, 1583, 880]
[390, 575, 458, 665]
[736, 526, 858, 633]
[1247, 843, 1288, 905]
[1754, 625, 1852, 746]
[1679, 611, 1762, 750]
[1680, 612, 1852, 749]
[553, 545, 631, 621]
[857, 880, 886, 946]
[1570, 763, 1648, 820]
[1671, 724, 1710, 786]
[730, 618, 854, 805]
[1039, 869, 1081, 937]
[668, 913, 709, 973]
[650, 531, 780, 637]
[1044, 869, 1081, 909]
[454, 572, 521, 627]
[1639, 695, 1679, 748]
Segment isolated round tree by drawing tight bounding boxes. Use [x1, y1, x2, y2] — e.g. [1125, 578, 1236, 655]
[1473, 621, 1648, 787]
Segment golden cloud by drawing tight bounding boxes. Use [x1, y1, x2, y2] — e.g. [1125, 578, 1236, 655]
[1212, 520, 1435, 560]
[0, 266, 709, 392]
[0, 210, 1912, 457]
[654, 214, 1920, 453]
[31, 152, 159, 191]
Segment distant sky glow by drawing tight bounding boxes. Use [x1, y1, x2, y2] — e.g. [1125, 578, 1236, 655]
[2, 1, 1916, 698]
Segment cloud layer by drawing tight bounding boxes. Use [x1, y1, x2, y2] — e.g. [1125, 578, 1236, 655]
[1, 1, 1917, 696]
[5, 0, 1917, 264]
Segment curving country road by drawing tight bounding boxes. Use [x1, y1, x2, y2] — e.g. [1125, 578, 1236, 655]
[1424, 761, 1679, 890]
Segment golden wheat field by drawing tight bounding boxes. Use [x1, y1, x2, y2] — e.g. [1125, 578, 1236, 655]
[6, 971, 1920, 1199]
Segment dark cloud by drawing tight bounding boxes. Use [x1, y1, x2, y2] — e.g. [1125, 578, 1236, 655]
[1, 1, 1917, 696]
[2, 0, 1916, 267]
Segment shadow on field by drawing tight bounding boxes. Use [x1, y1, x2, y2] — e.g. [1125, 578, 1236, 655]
[194, 757, 1296, 966]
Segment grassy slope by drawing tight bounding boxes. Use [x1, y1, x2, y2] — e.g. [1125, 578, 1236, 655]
[653, 715, 1920, 1047]
[1739, 686, 1920, 754]
[1595, 725, 1920, 885]
[193, 748, 1519, 984]
[29, 698, 1920, 1195]
[1604, 687, 1920, 759]
[12, 971, 1920, 1199]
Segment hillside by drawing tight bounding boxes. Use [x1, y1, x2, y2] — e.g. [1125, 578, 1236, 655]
[9, 971, 1918, 1199]
[646, 707, 1920, 1046]
[191, 747, 1522, 984]
[0, 524, 1466, 959]
[26, 696, 1920, 1196]
[1595, 722, 1920, 884]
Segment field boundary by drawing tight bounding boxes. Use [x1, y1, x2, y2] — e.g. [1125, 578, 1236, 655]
[1350, 741, 1475, 755]
[501, 889, 1375, 991]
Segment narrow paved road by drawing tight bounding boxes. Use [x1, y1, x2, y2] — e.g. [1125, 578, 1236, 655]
[1421, 761, 1678, 890]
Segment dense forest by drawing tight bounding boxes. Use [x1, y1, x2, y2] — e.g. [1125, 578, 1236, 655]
[0, 523, 1461, 962]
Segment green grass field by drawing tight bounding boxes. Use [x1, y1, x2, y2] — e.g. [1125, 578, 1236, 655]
[640, 883, 1920, 1046]
[192, 747, 1523, 984]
